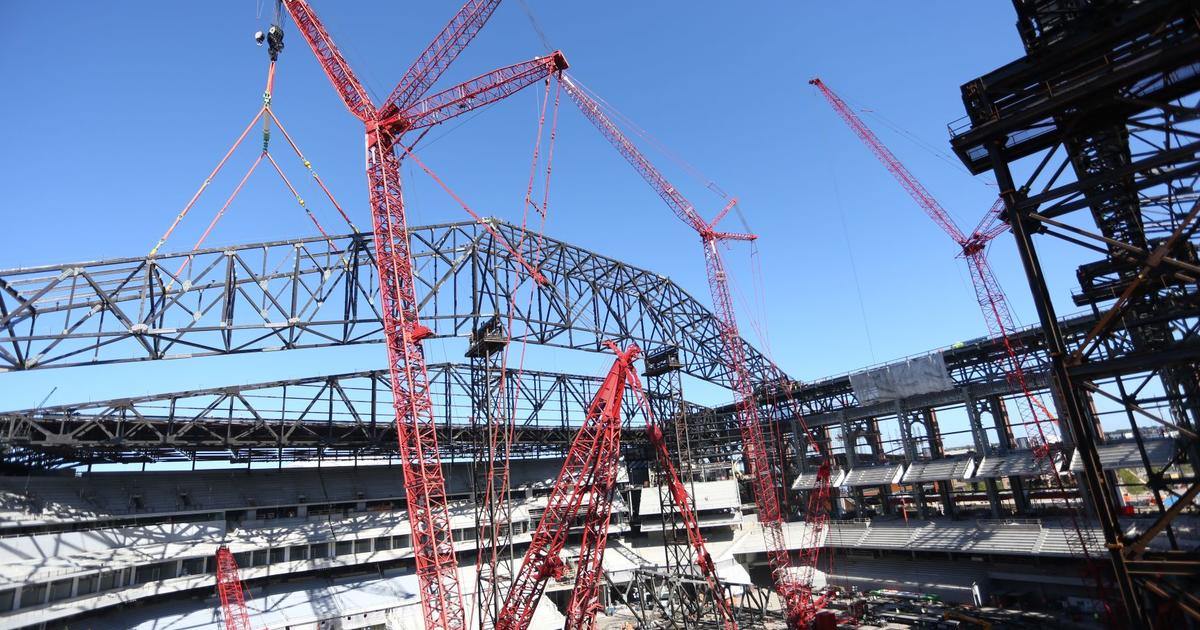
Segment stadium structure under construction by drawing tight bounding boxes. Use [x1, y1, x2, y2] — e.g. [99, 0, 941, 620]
[0, 1, 1197, 629]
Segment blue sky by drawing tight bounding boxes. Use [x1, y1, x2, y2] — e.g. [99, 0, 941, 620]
[0, 2, 1094, 414]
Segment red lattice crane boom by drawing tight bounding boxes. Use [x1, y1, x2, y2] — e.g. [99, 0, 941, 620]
[495, 344, 737, 630]
[808, 77, 1063, 454]
[561, 75, 831, 628]
[382, 0, 503, 115]
[809, 78, 1097, 562]
[495, 343, 638, 630]
[216, 546, 253, 630]
[281, 2, 566, 628]
[562, 390, 625, 630]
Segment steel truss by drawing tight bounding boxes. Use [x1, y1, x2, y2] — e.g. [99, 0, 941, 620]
[0, 363, 673, 466]
[950, 0, 1200, 624]
[782, 313, 1100, 422]
[0, 220, 785, 389]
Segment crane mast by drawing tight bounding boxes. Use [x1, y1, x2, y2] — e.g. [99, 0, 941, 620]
[282, 2, 566, 628]
[561, 75, 830, 627]
[216, 546, 253, 630]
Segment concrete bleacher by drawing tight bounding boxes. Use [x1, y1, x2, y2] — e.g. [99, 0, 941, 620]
[902, 458, 974, 483]
[842, 464, 904, 487]
[0, 459, 569, 528]
[638, 480, 741, 531]
[910, 521, 974, 550]
[1036, 524, 1105, 556]
[968, 450, 1047, 479]
[823, 521, 869, 547]
[829, 556, 989, 603]
[821, 517, 1164, 558]
[791, 469, 846, 490]
[964, 522, 1042, 554]
[0, 493, 562, 629]
[40, 566, 568, 630]
[859, 522, 917, 549]
[722, 514, 1198, 571]
[851, 519, 1043, 555]
[1068, 438, 1175, 472]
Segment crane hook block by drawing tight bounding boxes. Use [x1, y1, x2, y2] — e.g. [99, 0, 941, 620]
[267, 24, 285, 61]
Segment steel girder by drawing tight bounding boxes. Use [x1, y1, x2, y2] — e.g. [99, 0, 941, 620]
[0, 363, 679, 465]
[755, 313, 1105, 424]
[0, 219, 787, 388]
[948, 1, 1200, 624]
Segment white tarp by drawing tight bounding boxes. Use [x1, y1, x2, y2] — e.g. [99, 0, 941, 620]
[849, 353, 954, 404]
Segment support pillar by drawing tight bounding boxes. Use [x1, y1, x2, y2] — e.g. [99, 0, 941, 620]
[867, 418, 893, 516]
[644, 346, 714, 629]
[966, 393, 1003, 518]
[466, 315, 511, 630]
[818, 426, 842, 518]
[991, 143, 1146, 627]
[990, 394, 1031, 514]
[923, 408, 955, 517]
[896, 406, 927, 519]
[842, 419, 866, 517]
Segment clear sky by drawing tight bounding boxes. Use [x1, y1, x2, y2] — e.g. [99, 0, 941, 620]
[0, 2, 1094, 415]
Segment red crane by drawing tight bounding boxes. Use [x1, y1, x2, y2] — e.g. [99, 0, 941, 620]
[216, 546, 253, 630]
[281, 2, 567, 628]
[560, 346, 632, 630]
[496, 343, 637, 630]
[630, 370, 741, 630]
[809, 78, 1097, 560]
[560, 76, 832, 628]
[496, 343, 738, 630]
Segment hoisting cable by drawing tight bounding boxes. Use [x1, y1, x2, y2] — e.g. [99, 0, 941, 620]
[264, 151, 337, 246]
[170, 153, 266, 282]
[266, 109, 360, 234]
[396, 145, 549, 287]
[538, 78, 562, 231]
[257, 57, 340, 251]
[397, 143, 613, 338]
[177, 60, 282, 266]
[814, 90, 879, 362]
[522, 79, 554, 227]
[516, 0, 555, 54]
[470, 84, 548, 598]
[148, 108, 264, 257]
[569, 77, 730, 203]
[471, 79, 565, 602]
[153, 8, 355, 267]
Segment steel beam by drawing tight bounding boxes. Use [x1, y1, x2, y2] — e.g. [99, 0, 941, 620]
[0, 363, 672, 465]
[0, 220, 786, 389]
